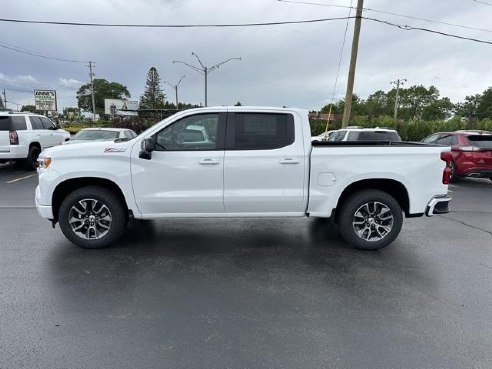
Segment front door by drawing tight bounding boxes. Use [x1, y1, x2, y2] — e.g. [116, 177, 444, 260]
[131, 113, 226, 216]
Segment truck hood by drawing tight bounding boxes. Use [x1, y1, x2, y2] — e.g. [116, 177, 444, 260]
[40, 140, 134, 158]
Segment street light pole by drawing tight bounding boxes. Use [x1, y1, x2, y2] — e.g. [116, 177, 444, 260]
[164, 75, 186, 109]
[173, 52, 241, 107]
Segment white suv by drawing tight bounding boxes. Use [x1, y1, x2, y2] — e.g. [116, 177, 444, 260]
[0, 112, 70, 170]
[328, 127, 402, 142]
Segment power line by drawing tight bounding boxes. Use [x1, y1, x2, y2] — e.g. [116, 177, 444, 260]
[471, 0, 492, 6]
[365, 17, 492, 46]
[0, 16, 355, 28]
[277, 0, 492, 34]
[0, 15, 490, 49]
[0, 39, 86, 63]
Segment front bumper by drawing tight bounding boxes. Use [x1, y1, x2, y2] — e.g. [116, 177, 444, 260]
[35, 185, 54, 219]
[426, 196, 452, 216]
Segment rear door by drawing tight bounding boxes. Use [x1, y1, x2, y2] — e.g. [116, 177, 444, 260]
[39, 117, 62, 146]
[223, 112, 307, 213]
[28, 116, 50, 148]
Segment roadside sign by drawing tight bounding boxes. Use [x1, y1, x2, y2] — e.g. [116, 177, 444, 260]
[34, 90, 57, 111]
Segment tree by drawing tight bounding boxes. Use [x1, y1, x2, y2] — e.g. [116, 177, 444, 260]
[63, 107, 81, 120]
[235, 101, 242, 106]
[366, 90, 392, 118]
[76, 79, 130, 115]
[455, 94, 481, 119]
[477, 87, 492, 119]
[139, 67, 166, 109]
[21, 105, 37, 113]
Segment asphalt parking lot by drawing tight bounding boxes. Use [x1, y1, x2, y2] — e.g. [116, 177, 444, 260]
[0, 163, 491, 369]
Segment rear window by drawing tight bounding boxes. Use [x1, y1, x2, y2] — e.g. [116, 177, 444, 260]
[356, 131, 401, 141]
[468, 135, 492, 149]
[0, 116, 27, 131]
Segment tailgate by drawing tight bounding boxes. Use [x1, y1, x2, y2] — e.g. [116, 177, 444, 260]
[0, 117, 12, 150]
[469, 135, 492, 166]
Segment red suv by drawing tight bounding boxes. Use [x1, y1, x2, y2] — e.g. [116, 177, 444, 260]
[422, 130, 492, 182]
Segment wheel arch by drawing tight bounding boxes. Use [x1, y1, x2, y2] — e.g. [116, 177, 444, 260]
[334, 179, 410, 222]
[29, 141, 41, 151]
[52, 177, 128, 221]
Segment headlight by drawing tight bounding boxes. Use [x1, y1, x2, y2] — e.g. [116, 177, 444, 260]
[37, 157, 52, 169]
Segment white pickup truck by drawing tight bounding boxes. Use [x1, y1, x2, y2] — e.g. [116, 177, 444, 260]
[35, 106, 452, 250]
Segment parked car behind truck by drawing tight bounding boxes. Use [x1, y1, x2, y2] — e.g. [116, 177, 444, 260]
[35, 106, 452, 250]
[422, 130, 492, 182]
[0, 112, 70, 170]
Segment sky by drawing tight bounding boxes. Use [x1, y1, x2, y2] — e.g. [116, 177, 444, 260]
[1, 0, 492, 112]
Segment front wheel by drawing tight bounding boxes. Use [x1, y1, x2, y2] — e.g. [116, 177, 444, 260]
[58, 186, 127, 249]
[338, 190, 403, 250]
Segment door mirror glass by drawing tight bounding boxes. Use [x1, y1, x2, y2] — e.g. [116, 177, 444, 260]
[142, 137, 156, 152]
[139, 137, 156, 160]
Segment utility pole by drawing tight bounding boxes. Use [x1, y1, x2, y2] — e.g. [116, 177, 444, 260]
[173, 52, 241, 107]
[87, 61, 96, 121]
[164, 75, 186, 109]
[341, 0, 364, 128]
[2, 89, 7, 110]
[391, 78, 407, 122]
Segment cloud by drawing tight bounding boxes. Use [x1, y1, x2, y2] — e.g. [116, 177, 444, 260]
[58, 78, 84, 89]
[0, 73, 40, 93]
[0, 73, 38, 85]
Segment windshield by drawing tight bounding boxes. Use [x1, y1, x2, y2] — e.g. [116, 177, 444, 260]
[328, 130, 347, 142]
[73, 130, 120, 140]
[357, 131, 401, 141]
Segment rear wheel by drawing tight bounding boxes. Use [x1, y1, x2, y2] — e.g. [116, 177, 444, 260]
[449, 161, 459, 183]
[58, 186, 126, 249]
[24, 146, 40, 171]
[338, 190, 403, 250]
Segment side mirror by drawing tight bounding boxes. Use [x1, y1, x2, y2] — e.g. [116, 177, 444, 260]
[139, 137, 156, 160]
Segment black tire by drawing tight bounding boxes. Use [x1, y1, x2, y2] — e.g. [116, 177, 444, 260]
[449, 161, 459, 183]
[24, 146, 40, 171]
[10, 160, 24, 168]
[338, 190, 403, 250]
[58, 186, 127, 249]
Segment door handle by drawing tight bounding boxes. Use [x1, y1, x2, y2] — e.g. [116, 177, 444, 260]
[279, 158, 300, 164]
[199, 158, 220, 165]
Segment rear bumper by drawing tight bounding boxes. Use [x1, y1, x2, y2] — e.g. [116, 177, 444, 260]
[426, 196, 452, 216]
[0, 145, 28, 160]
[463, 170, 492, 178]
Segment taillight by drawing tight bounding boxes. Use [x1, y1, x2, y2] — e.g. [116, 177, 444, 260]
[9, 130, 19, 145]
[441, 151, 452, 184]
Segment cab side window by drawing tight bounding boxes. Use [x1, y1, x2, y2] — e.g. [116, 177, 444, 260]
[29, 117, 44, 130]
[154, 114, 219, 151]
[232, 113, 294, 150]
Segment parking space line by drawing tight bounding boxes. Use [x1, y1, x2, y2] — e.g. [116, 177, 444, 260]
[6, 174, 38, 184]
